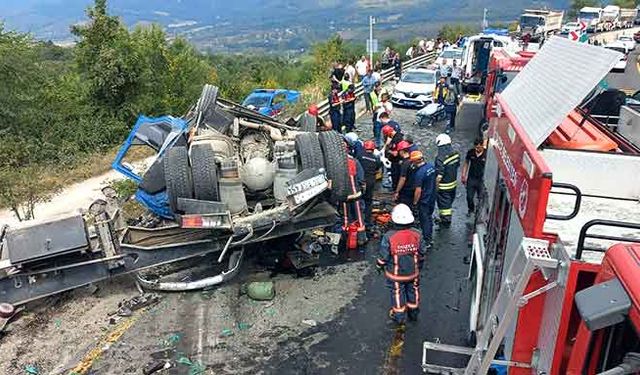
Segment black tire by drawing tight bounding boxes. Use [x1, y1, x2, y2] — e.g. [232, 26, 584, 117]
[295, 132, 324, 171]
[318, 131, 350, 201]
[163, 146, 193, 213]
[299, 113, 317, 132]
[196, 85, 218, 122]
[190, 144, 219, 201]
[139, 159, 166, 194]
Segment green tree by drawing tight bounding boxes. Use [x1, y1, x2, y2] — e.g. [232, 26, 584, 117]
[611, 0, 637, 8]
[438, 24, 479, 42]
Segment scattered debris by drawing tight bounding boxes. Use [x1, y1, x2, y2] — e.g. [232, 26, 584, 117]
[176, 356, 205, 375]
[219, 328, 234, 338]
[237, 322, 252, 331]
[24, 365, 39, 374]
[301, 319, 317, 327]
[264, 307, 277, 317]
[163, 333, 182, 347]
[143, 360, 171, 375]
[114, 293, 162, 317]
[246, 281, 275, 301]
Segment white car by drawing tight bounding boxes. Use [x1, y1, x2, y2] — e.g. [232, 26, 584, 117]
[562, 22, 581, 34]
[605, 43, 628, 71]
[617, 35, 636, 52]
[435, 47, 463, 67]
[391, 68, 439, 108]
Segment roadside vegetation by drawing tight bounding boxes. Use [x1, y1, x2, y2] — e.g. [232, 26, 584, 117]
[0, 0, 457, 220]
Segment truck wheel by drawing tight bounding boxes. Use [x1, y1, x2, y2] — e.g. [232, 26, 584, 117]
[299, 112, 317, 132]
[196, 85, 218, 124]
[139, 158, 166, 194]
[164, 146, 194, 213]
[295, 132, 324, 171]
[318, 131, 350, 202]
[190, 144, 219, 201]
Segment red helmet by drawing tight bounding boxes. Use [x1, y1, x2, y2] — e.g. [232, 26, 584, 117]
[397, 140, 411, 151]
[308, 104, 319, 116]
[382, 125, 395, 137]
[363, 140, 376, 150]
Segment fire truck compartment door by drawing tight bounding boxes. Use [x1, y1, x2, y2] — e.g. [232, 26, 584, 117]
[575, 277, 631, 331]
[500, 37, 622, 147]
[540, 148, 640, 200]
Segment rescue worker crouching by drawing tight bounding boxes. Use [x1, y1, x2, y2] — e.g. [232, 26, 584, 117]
[376, 204, 427, 325]
[344, 132, 365, 159]
[411, 151, 436, 247]
[434, 134, 460, 227]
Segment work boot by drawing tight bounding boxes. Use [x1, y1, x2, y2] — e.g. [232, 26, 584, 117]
[408, 308, 419, 322]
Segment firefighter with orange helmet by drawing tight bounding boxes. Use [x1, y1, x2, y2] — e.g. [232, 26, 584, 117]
[376, 204, 427, 324]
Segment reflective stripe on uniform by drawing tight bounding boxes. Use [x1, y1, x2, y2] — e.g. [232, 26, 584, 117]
[439, 208, 452, 215]
[385, 271, 419, 282]
[438, 181, 457, 190]
[443, 154, 460, 165]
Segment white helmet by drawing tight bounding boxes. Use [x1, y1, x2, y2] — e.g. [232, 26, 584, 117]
[391, 204, 414, 225]
[436, 133, 452, 146]
[344, 132, 359, 145]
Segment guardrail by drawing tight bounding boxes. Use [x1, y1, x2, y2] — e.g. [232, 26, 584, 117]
[316, 51, 438, 118]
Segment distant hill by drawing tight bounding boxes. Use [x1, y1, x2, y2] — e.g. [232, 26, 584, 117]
[1, 0, 570, 52]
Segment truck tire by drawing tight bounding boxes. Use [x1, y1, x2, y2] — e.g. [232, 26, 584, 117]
[139, 159, 166, 194]
[164, 146, 193, 213]
[295, 132, 324, 171]
[196, 85, 218, 123]
[299, 112, 317, 132]
[190, 144, 219, 201]
[318, 131, 350, 202]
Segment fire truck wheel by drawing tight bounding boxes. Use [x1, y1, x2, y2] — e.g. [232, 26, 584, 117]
[318, 131, 349, 202]
[295, 132, 324, 171]
[0, 303, 15, 319]
[139, 158, 166, 194]
[299, 112, 317, 132]
[190, 144, 220, 201]
[196, 85, 218, 124]
[164, 146, 194, 213]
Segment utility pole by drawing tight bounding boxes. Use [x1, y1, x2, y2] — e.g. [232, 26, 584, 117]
[369, 15, 375, 64]
[482, 8, 488, 31]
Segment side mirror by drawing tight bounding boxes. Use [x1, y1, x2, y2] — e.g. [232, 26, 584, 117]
[499, 75, 508, 84]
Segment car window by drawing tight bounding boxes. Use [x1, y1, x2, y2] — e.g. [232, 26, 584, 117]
[440, 50, 462, 59]
[272, 93, 287, 105]
[606, 47, 627, 55]
[243, 95, 271, 108]
[619, 36, 632, 41]
[401, 71, 436, 84]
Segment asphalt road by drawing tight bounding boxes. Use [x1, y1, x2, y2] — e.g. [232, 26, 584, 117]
[605, 45, 640, 93]
[265, 101, 484, 374]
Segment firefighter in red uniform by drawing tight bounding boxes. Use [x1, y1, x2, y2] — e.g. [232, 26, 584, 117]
[376, 204, 427, 324]
[340, 142, 367, 252]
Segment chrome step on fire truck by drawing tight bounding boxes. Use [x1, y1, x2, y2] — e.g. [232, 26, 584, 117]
[422, 38, 640, 374]
[0, 86, 347, 310]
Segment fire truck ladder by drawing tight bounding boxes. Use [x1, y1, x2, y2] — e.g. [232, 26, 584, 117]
[422, 237, 559, 374]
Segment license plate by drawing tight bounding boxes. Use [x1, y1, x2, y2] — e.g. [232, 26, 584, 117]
[286, 174, 328, 207]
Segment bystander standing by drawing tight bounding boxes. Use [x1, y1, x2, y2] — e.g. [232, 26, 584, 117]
[461, 138, 487, 216]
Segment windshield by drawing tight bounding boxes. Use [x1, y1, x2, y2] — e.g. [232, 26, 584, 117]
[565, 22, 578, 27]
[495, 71, 518, 93]
[520, 15, 544, 28]
[401, 71, 435, 84]
[579, 11, 599, 20]
[242, 94, 271, 108]
[619, 36, 632, 41]
[440, 49, 462, 59]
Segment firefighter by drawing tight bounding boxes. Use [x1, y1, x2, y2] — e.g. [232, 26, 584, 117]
[358, 140, 382, 226]
[411, 150, 436, 246]
[382, 124, 404, 190]
[376, 204, 426, 324]
[339, 141, 367, 253]
[344, 132, 365, 159]
[434, 133, 460, 227]
[433, 76, 449, 105]
[341, 73, 357, 133]
[328, 87, 343, 134]
[393, 140, 415, 207]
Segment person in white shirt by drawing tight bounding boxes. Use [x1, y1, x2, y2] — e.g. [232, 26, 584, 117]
[355, 56, 369, 78]
[426, 39, 435, 52]
[345, 61, 356, 83]
[450, 60, 463, 97]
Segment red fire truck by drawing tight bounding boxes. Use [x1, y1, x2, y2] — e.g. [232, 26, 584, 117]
[423, 37, 640, 374]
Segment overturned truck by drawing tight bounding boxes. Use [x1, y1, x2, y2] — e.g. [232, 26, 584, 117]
[0, 85, 346, 310]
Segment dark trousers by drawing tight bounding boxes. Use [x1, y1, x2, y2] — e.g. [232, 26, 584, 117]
[446, 106, 457, 130]
[330, 108, 342, 133]
[343, 103, 356, 132]
[398, 194, 413, 207]
[450, 77, 461, 97]
[387, 277, 420, 323]
[466, 178, 482, 212]
[373, 120, 383, 147]
[437, 188, 456, 224]
[391, 162, 401, 190]
[364, 92, 373, 111]
[363, 180, 375, 226]
[418, 201, 435, 242]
